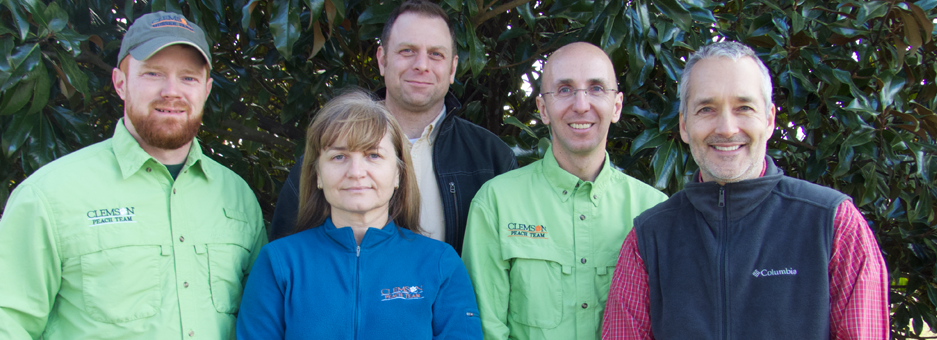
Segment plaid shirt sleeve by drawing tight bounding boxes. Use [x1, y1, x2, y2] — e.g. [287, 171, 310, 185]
[829, 200, 890, 340]
[602, 230, 653, 340]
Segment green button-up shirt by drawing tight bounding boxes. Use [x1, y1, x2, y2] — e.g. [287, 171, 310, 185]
[462, 147, 667, 340]
[0, 120, 267, 339]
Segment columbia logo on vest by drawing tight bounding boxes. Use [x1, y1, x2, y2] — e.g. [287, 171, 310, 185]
[752, 268, 798, 278]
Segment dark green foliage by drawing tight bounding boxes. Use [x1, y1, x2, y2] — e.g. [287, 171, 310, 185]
[0, 0, 935, 337]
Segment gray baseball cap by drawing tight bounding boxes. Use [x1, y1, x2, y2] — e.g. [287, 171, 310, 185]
[118, 11, 211, 67]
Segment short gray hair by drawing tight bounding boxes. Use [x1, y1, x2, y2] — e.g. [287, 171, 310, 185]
[678, 41, 773, 116]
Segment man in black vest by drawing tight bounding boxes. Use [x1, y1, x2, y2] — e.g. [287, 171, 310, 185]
[602, 41, 888, 339]
[268, 0, 516, 254]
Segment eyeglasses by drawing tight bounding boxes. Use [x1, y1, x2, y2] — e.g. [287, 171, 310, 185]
[542, 85, 619, 100]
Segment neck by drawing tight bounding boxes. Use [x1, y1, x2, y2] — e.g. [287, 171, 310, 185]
[331, 209, 390, 245]
[551, 146, 606, 182]
[123, 118, 191, 165]
[385, 99, 445, 139]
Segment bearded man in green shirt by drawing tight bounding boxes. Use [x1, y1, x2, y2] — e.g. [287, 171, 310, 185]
[0, 11, 267, 339]
[461, 42, 667, 340]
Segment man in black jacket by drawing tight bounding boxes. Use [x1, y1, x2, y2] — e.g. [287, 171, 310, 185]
[268, 0, 516, 254]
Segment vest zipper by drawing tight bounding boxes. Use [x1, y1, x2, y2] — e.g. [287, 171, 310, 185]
[449, 182, 459, 230]
[720, 185, 729, 340]
[354, 245, 360, 340]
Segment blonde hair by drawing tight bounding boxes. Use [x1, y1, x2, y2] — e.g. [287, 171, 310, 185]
[294, 89, 421, 235]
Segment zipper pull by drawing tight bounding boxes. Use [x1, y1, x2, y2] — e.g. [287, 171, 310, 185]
[356, 245, 360, 257]
[718, 186, 725, 207]
[449, 182, 456, 194]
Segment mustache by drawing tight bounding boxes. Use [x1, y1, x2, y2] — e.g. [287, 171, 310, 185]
[148, 98, 190, 111]
[704, 134, 751, 144]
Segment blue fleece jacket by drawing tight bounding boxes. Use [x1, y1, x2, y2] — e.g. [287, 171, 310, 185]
[236, 218, 482, 340]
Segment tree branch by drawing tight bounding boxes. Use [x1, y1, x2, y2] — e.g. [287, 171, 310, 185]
[472, 0, 534, 26]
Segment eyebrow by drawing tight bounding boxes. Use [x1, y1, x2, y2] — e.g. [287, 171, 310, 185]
[554, 78, 610, 86]
[693, 96, 758, 107]
[396, 42, 450, 53]
[139, 63, 204, 77]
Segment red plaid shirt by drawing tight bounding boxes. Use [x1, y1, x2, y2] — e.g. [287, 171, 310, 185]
[602, 197, 889, 339]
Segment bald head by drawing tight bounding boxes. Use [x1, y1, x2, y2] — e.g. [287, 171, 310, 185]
[541, 42, 617, 90]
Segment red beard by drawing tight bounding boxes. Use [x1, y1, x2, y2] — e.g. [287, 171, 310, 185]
[127, 98, 202, 150]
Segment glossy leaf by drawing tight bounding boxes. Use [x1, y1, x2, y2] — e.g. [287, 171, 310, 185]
[271, 0, 301, 59]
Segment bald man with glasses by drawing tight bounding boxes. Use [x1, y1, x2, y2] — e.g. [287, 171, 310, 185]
[461, 42, 667, 340]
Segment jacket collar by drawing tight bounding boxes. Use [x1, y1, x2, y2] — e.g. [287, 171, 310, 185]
[322, 217, 400, 253]
[112, 118, 211, 181]
[541, 145, 614, 206]
[684, 156, 783, 222]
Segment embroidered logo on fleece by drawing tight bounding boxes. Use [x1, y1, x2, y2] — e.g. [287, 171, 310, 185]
[150, 14, 195, 32]
[87, 207, 137, 227]
[506, 223, 548, 239]
[381, 286, 424, 301]
[752, 268, 798, 278]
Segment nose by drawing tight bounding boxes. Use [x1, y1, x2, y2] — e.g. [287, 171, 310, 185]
[713, 109, 740, 137]
[413, 51, 429, 72]
[346, 154, 367, 178]
[160, 78, 183, 99]
[571, 90, 591, 113]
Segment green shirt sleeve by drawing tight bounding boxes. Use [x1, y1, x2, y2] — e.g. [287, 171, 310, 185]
[0, 184, 62, 339]
[462, 193, 511, 340]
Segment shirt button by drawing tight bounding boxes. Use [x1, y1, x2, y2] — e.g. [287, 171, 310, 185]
[173, 188, 176, 194]
[580, 214, 586, 220]
[562, 190, 567, 195]
[146, 167, 152, 172]
[593, 195, 597, 199]
[183, 282, 189, 288]
[179, 236, 185, 242]
[581, 303, 588, 309]
[188, 330, 194, 337]
[581, 258, 587, 264]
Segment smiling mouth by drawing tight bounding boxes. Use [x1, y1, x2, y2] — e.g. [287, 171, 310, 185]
[713, 145, 742, 151]
[155, 108, 185, 114]
[570, 123, 592, 129]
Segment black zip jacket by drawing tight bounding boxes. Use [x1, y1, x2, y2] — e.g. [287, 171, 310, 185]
[634, 158, 847, 339]
[268, 90, 517, 254]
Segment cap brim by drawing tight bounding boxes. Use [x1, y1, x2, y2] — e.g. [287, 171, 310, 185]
[128, 36, 211, 67]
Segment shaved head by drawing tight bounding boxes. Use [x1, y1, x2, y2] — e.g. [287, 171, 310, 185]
[541, 42, 617, 91]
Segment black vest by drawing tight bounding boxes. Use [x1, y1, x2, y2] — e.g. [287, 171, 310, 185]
[634, 158, 848, 340]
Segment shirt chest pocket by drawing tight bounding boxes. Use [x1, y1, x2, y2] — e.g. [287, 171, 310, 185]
[80, 245, 164, 323]
[201, 208, 256, 314]
[503, 245, 571, 330]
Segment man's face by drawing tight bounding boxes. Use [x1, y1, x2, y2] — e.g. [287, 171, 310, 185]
[377, 12, 458, 114]
[113, 44, 212, 150]
[680, 56, 776, 184]
[536, 44, 623, 160]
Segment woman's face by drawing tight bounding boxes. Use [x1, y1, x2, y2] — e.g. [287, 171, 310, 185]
[317, 132, 400, 221]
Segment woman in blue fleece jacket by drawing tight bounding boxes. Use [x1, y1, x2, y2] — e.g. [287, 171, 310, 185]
[236, 90, 482, 339]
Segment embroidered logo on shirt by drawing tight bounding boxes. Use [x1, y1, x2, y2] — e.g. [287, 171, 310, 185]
[507, 223, 548, 239]
[752, 268, 797, 278]
[86, 207, 136, 226]
[381, 286, 424, 301]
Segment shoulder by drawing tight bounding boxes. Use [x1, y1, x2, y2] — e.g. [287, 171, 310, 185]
[18, 139, 115, 189]
[473, 161, 541, 198]
[773, 175, 848, 209]
[400, 228, 456, 255]
[633, 191, 691, 226]
[439, 117, 512, 152]
[606, 170, 668, 201]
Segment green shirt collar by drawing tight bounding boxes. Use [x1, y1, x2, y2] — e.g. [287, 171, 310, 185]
[541, 145, 614, 205]
[112, 118, 212, 181]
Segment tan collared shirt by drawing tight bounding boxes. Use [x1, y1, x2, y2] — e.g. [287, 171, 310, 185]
[408, 106, 447, 241]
